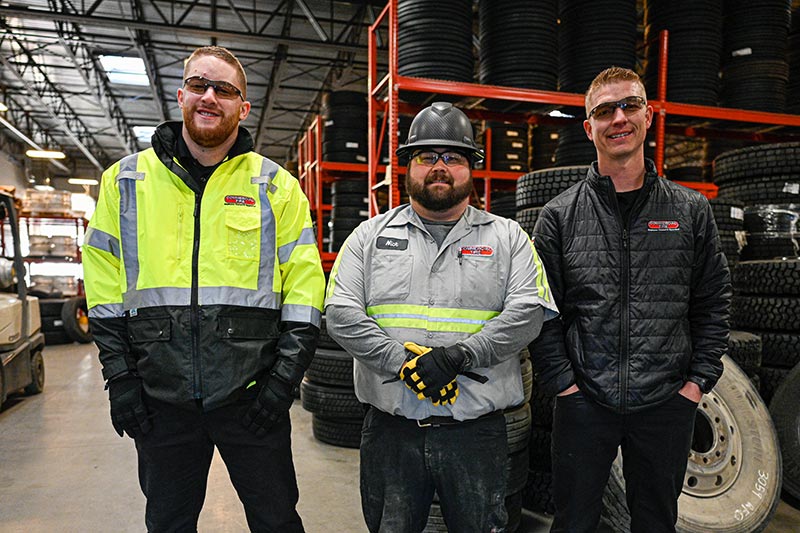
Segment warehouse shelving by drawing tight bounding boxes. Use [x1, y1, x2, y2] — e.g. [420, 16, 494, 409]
[367, 0, 800, 212]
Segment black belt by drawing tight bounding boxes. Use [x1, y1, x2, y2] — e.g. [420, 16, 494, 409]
[415, 410, 500, 428]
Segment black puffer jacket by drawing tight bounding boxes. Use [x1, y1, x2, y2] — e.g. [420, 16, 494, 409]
[531, 160, 731, 413]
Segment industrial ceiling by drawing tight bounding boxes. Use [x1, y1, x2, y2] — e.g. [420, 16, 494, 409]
[0, 0, 386, 191]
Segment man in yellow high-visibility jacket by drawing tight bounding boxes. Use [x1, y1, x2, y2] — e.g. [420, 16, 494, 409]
[83, 46, 324, 532]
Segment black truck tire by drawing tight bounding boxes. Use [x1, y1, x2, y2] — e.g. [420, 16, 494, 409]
[23, 349, 44, 395]
[769, 362, 800, 502]
[61, 297, 92, 343]
[601, 355, 782, 532]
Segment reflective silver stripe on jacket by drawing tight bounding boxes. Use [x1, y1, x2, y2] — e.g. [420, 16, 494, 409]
[281, 304, 322, 326]
[277, 227, 316, 264]
[88, 303, 125, 319]
[122, 286, 282, 310]
[84, 227, 120, 258]
[117, 154, 141, 295]
[257, 157, 279, 294]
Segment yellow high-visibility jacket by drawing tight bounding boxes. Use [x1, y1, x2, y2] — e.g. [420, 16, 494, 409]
[84, 123, 324, 409]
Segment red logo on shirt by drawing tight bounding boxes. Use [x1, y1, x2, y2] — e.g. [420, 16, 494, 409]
[459, 245, 494, 257]
[647, 220, 680, 231]
[225, 195, 256, 207]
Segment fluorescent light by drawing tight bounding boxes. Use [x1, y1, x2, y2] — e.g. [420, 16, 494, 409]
[0, 103, 7, 112]
[133, 125, 156, 143]
[26, 149, 66, 159]
[99, 55, 150, 86]
[33, 185, 55, 191]
[67, 178, 99, 186]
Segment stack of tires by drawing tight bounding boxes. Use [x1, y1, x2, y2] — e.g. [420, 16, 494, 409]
[553, 123, 596, 168]
[301, 315, 363, 448]
[770, 361, 800, 509]
[487, 190, 517, 220]
[741, 205, 800, 262]
[643, 0, 723, 106]
[709, 197, 745, 266]
[322, 91, 367, 164]
[477, 0, 558, 112]
[531, 125, 559, 170]
[557, 0, 637, 94]
[515, 166, 589, 236]
[329, 179, 368, 252]
[398, 0, 473, 103]
[39, 296, 92, 345]
[721, 0, 792, 112]
[489, 123, 529, 173]
[424, 351, 534, 533]
[714, 142, 800, 206]
[732, 258, 800, 403]
[788, 5, 800, 114]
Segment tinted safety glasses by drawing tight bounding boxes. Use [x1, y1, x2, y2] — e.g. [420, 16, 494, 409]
[412, 151, 470, 167]
[588, 96, 646, 120]
[183, 76, 244, 101]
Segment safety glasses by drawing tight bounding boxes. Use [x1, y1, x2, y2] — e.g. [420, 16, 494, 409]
[588, 96, 646, 120]
[412, 151, 469, 167]
[183, 76, 244, 101]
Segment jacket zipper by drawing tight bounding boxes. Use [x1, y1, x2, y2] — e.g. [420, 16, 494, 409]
[191, 194, 202, 399]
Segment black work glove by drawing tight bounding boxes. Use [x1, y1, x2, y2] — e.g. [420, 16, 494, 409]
[108, 374, 152, 439]
[402, 342, 469, 400]
[241, 372, 295, 437]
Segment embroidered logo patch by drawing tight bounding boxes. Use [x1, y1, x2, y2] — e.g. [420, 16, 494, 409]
[224, 195, 256, 207]
[376, 236, 408, 250]
[459, 245, 494, 257]
[647, 220, 680, 231]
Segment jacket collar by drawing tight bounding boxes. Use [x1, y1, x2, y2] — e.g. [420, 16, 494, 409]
[386, 204, 495, 231]
[151, 121, 255, 193]
[587, 158, 659, 193]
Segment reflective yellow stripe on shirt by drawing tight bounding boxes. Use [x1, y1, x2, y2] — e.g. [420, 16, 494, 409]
[366, 304, 499, 334]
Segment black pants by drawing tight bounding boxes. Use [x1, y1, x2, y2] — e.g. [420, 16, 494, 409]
[550, 391, 697, 533]
[360, 407, 509, 533]
[134, 395, 304, 533]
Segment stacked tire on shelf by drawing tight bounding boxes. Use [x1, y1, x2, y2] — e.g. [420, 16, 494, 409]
[488, 123, 530, 173]
[301, 315, 363, 448]
[643, 0, 723, 106]
[39, 297, 92, 345]
[721, 0, 792, 112]
[322, 91, 368, 164]
[329, 179, 368, 252]
[477, 0, 558, 112]
[515, 166, 589, 239]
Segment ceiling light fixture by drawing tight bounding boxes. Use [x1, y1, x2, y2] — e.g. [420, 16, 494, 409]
[67, 178, 99, 186]
[0, 103, 7, 112]
[26, 149, 66, 159]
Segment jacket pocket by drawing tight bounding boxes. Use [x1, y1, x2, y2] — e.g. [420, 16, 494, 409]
[225, 209, 260, 261]
[217, 314, 280, 340]
[368, 253, 413, 302]
[128, 317, 172, 343]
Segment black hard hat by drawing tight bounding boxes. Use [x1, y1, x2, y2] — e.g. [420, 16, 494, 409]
[396, 102, 484, 164]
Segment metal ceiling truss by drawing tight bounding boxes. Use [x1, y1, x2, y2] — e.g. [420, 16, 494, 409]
[0, 25, 108, 171]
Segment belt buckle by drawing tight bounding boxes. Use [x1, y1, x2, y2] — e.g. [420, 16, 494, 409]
[416, 418, 438, 428]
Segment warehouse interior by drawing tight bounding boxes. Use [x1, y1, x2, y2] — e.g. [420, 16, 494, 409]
[1, 0, 800, 531]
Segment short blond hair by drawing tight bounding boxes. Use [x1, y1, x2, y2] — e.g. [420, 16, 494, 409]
[184, 46, 247, 98]
[585, 67, 645, 114]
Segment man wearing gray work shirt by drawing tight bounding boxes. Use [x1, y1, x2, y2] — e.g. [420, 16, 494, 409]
[325, 102, 558, 532]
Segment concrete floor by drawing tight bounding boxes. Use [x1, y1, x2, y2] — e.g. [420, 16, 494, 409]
[0, 342, 798, 532]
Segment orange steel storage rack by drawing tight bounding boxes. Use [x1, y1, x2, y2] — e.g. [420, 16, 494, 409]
[367, 1, 800, 209]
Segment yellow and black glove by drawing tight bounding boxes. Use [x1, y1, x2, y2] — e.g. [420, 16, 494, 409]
[401, 342, 469, 401]
[429, 380, 459, 406]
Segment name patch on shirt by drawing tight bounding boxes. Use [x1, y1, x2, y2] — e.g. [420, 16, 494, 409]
[224, 195, 256, 207]
[647, 220, 680, 231]
[376, 236, 408, 250]
[459, 245, 494, 257]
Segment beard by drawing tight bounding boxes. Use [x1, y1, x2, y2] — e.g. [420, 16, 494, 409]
[405, 171, 472, 212]
[182, 104, 241, 148]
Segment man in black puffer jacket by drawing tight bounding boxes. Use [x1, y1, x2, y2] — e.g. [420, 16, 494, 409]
[530, 67, 731, 533]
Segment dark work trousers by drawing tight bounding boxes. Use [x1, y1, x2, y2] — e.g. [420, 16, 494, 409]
[134, 394, 304, 533]
[360, 407, 509, 533]
[550, 391, 697, 533]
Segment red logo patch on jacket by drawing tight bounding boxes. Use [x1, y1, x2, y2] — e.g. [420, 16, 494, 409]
[459, 245, 494, 257]
[647, 220, 680, 231]
[224, 195, 256, 207]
